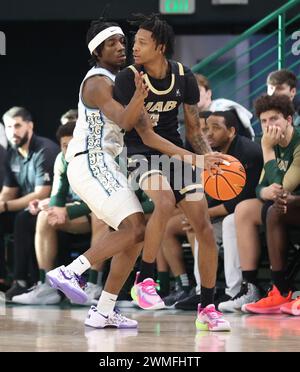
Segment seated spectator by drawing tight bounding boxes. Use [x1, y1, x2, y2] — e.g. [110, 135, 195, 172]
[0, 107, 59, 299]
[220, 94, 300, 312]
[243, 191, 300, 315]
[266, 69, 300, 126]
[11, 122, 107, 305]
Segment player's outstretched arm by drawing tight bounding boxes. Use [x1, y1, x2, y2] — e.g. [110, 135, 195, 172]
[183, 103, 232, 172]
[135, 111, 230, 173]
[82, 72, 147, 131]
[184, 103, 212, 154]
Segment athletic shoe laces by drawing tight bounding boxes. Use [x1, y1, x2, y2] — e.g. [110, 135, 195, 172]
[112, 308, 128, 323]
[75, 274, 86, 289]
[204, 306, 223, 320]
[231, 281, 249, 300]
[141, 279, 159, 295]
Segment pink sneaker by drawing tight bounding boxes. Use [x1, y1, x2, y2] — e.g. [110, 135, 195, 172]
[195, 304, 231, 332]
[244, 285, 292, 314]
[280, 296, 300, 316]
[132, 278, 165, 310]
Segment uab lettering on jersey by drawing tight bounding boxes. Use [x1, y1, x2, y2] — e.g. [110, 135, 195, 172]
[145, 101, 178, 127]
[145, 101, 178, 112]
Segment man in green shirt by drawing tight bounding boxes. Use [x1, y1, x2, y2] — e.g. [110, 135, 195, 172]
[220, 94, 300, 312]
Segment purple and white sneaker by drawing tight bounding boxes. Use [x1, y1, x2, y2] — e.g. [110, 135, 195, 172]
[46, 265, 87, 304]
[85, 306, 138, 329]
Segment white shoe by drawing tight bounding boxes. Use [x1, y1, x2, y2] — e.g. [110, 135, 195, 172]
[218, 282, 260, 313]
[11, 282, 61, 305]
[46, 265, 87, 304]
[241, 303, 251, 313]
[84, 306, 138, 329]
[72, 283, 102, 306]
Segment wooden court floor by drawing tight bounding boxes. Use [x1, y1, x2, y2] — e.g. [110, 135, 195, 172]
[1, 301, 300, 352]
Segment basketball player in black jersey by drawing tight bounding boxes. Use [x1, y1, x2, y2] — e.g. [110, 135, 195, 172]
[114, 14, 231, 331]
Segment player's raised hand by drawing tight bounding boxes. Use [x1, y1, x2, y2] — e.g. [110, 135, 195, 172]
[203, 152, 232, 176]
[134, 71, 149, 99]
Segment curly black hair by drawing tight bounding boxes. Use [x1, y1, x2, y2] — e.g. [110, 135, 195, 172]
[254, 94, 295, 120]
[130, 13, 174, 58]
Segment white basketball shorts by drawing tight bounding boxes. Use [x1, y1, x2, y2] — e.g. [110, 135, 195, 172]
[67, 151, 143, 230]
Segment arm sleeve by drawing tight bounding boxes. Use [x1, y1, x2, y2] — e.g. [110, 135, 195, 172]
[263, 159, 285, 185]
[66, 202, 91, 220]
[255, 169, 269, 199]
[256, 143, 300, 196]
[183, 66, 200, 105]
[282, 144, 300, 192]
[114, 68, 136, 105]
[49, 153, 69, 207]
[255, 146, 285, 199]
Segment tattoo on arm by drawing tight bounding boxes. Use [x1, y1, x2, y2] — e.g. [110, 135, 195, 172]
[184, 104, 211, 154]
[190, 134, 211, 154]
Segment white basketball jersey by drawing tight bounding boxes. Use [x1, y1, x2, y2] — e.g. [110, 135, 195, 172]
[66, 66, 124, 162]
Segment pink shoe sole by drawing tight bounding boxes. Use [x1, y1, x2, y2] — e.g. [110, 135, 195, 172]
[245, 304, 285, 314]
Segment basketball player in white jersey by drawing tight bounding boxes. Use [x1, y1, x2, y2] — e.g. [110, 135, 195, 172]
[46, 19, 225, 329]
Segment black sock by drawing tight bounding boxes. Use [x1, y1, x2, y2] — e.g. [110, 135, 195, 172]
[88, 269, 98, 285]
[138, 260, 155, 283]
[242, 270, 258, 285]
[39, 269, 46, 283]
[271, 270, 290, 295]
[200, 286, 215, 308]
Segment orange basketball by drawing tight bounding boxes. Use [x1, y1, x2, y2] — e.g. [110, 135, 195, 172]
[204, 155, 246, 201]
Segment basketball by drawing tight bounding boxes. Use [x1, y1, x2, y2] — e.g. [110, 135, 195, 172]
[204, 155, 246, 201]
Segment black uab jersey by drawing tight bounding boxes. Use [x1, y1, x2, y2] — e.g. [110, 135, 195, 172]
[114, 60, 199, 156]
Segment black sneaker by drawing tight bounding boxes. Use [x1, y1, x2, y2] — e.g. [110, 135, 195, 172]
[175, 293, 200, 311]
[163, 287, 191, 307]
[5, 282, 27, 301]
[0, 282, 10, 292]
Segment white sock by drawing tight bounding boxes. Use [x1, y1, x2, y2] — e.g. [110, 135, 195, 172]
[67, 255, 91, 276]
[97, 290, 118, 316]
